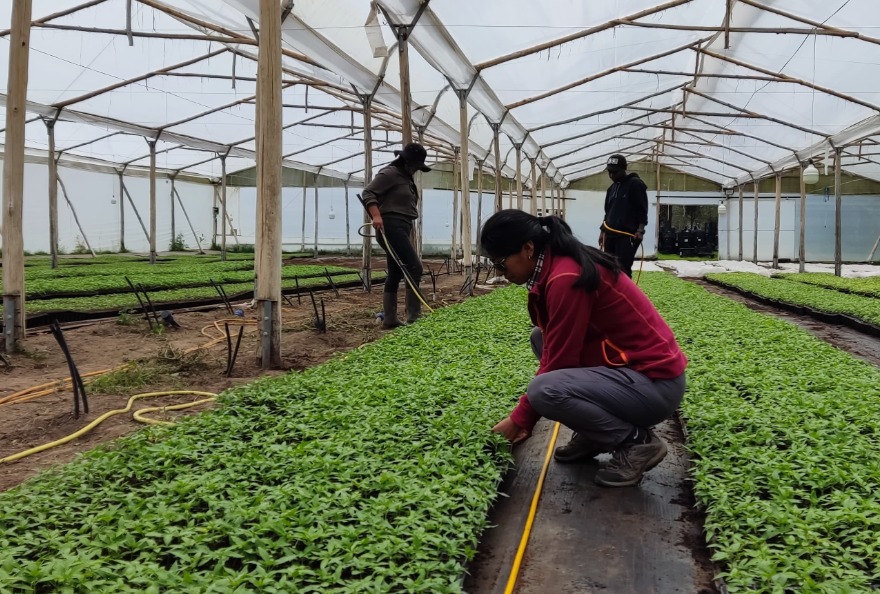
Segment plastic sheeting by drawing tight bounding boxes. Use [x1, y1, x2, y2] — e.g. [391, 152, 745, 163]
[4, 1, 880, 189]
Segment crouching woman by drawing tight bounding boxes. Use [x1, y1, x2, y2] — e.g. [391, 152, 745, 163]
[480, 210, 687, 487]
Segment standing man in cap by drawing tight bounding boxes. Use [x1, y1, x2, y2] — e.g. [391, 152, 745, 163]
[362, 142, 431, 328]
[600, 154, 648, 278]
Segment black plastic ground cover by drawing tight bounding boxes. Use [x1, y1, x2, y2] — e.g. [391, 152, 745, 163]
[19, 277, 374, 329]
[703, 277, 880, 338]
[465, 420, 717, 594]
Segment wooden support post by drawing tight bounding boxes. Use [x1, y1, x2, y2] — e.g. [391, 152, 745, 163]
[397, 28, 413, 145]
[148, 139, 157, 264]
[562, 188, 567, 219]
[301, 183, 307, 253]
[493, 125, 502, 213]
[799, 165, 807, 272]
[508, 179, 514, 209]
[458, 93, 473, 293]
[834, 148, 842, 276]
[119, 171, 126, 252]
[2, 0, 32, 351]
[738, 185, 744, 261]
[476, 160, 483, 258]
[451, 147, 460, 266]
[415, 128, 425, 258]
[172, 185, 205, 253]
[540, 168, 547, 215]
[772, 173, 781, 268]
[120, 178, 150, 244]
[515, 145, 523, 210]
[529, 159, 537, 215]
[361, 96, 373, 291]
[56, 174, 96, 257]
[313, 174, 319, 259]
[655, 162, 662, 250]
[219, 152, 228, 261]
[170, 177, 176, 248]
[255, 0, 283, 368]
[344, 181, 351, 256]
[753, 179, 760, 264]
[46, 119, 59, 268]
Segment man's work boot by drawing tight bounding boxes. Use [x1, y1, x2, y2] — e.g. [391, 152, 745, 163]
[404, 285, 422, 324]
[382, 292, 403, 329]
[593, 430, 668, 487]
[553, 433, 603, 464]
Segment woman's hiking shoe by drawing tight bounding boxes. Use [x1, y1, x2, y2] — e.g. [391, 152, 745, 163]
[593, 431, 668, 487]
[553, 433, 603, 463]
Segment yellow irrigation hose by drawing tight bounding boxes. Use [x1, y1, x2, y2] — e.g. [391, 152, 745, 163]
[0, 391, 218, 464]
[601, 221, 645, 285]
[504, 422, 561, 594]
[359, 223, 435, 314]
[132, 398, 218, 426]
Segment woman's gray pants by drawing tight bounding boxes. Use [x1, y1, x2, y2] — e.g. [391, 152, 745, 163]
[527, 328, 685, 450]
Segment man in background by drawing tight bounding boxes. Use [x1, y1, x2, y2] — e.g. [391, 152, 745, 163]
[599, 154, 648, 278]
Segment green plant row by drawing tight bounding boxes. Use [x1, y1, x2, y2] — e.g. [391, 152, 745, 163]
[19, 265, 356, 299]
[642, 273, 880, 593]
[2, 273, 382, 315]
[773, 273, 880, 299]
[0, 287, 534, 592]
[705, 272, 880, 327]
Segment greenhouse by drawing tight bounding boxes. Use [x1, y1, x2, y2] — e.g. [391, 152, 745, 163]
[1, 1, 880, 592]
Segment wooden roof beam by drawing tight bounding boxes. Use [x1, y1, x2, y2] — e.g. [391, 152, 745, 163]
[476, 0, 693, 71]
[506, 38, 710, 110]
[0, 0, 109, 37]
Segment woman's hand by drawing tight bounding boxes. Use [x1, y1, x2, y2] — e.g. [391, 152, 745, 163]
[371, 214, 384, 232]
[492, 416, 531, 445]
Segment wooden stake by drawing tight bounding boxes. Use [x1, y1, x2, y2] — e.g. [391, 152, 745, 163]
[2, 0, 32, 351]
[655, 161, 662, 251]
[344, 182, 351, 256]
[301, 183, 307, 253]
[529, 159, 537, 215]
[476, 161, 483, 258]
[834, 149, 842, 276]
[255, 0, 283, 368]
[772, 173, 782, 268]
[799, 165, 806, 272]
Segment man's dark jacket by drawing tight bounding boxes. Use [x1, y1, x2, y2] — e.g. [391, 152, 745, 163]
[603, 172, 648, 235]
[361, 162, 419, 220]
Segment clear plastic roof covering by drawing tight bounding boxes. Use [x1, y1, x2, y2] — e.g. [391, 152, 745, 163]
[3, 0, 880, 187]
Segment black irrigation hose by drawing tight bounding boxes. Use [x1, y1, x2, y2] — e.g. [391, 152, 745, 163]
[124, 276, 153, 329]
[211, 280, 233, 314]
[308, 290, 326, 333]
[294, 276, 302, 305]
[324, 267, 340, 298]
[138, 284, 161, 327]
[50, 321, 88, 418]
[227, 325, 244, 377]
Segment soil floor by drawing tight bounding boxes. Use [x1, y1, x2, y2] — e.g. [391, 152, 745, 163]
[0, 257, 476, 491]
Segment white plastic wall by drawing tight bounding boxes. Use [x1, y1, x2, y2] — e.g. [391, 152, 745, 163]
[719, 195, 880, 263]
[0, 159, 219, 254]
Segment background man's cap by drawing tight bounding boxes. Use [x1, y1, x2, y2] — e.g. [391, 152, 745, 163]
[393, 142, 432, 172]
[606, 154, 627, 171]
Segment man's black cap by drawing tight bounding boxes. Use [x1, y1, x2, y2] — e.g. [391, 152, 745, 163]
[394, 142, 432, 172]
[606, 154, 627, 171]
